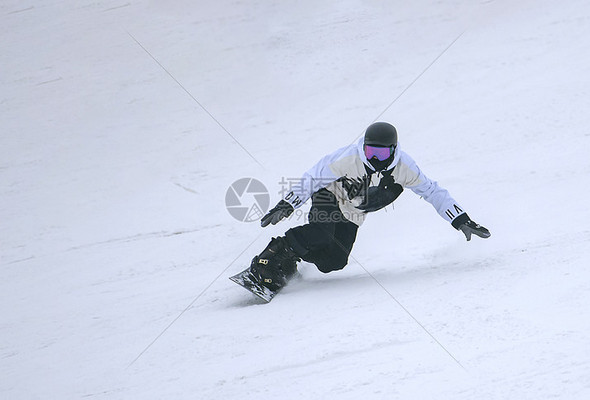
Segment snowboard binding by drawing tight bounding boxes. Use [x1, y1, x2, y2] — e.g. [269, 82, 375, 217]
[230, 236, 301, 302]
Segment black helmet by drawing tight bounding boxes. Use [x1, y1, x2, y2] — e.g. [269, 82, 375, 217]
[363, 122, 398, 171]
[364, 122, 398, 147]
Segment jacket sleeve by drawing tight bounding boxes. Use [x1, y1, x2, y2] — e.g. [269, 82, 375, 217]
[282, 145, 354, 209]
[396, 151, 467, 224]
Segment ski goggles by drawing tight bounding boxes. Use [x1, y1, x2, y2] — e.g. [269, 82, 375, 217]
[364, 145, 394, 161]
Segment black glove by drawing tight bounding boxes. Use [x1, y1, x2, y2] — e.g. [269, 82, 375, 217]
[356, 172, 403, 213]
[261, 200, 294, 227]
[452, 213, 491, 241]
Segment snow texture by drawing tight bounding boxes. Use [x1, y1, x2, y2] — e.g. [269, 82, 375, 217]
[1, 0, 590, 399]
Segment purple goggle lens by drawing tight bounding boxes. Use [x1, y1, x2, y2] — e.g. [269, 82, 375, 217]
[364, 145, 393, 161]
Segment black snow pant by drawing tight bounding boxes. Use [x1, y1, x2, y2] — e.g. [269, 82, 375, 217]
[285, 189, 359, 273]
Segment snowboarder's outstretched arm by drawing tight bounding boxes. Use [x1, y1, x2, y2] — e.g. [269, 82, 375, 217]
[396, 151, 491, 241]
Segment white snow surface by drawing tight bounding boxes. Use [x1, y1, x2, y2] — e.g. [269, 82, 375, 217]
[2, 0, 590, 399]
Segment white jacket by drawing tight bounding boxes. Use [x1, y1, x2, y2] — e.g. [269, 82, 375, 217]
[283, 138, 466, 227]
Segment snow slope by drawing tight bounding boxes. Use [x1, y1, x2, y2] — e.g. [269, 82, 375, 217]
[2, 0, 590, 399]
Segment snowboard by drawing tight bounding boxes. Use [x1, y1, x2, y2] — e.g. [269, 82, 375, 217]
[229, 269, 277, 303]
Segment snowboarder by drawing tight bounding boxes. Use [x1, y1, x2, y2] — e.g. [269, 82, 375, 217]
[234, 122, 490, 299]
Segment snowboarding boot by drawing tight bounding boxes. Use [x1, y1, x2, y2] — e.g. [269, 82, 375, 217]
[249, 236, 300, 292]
